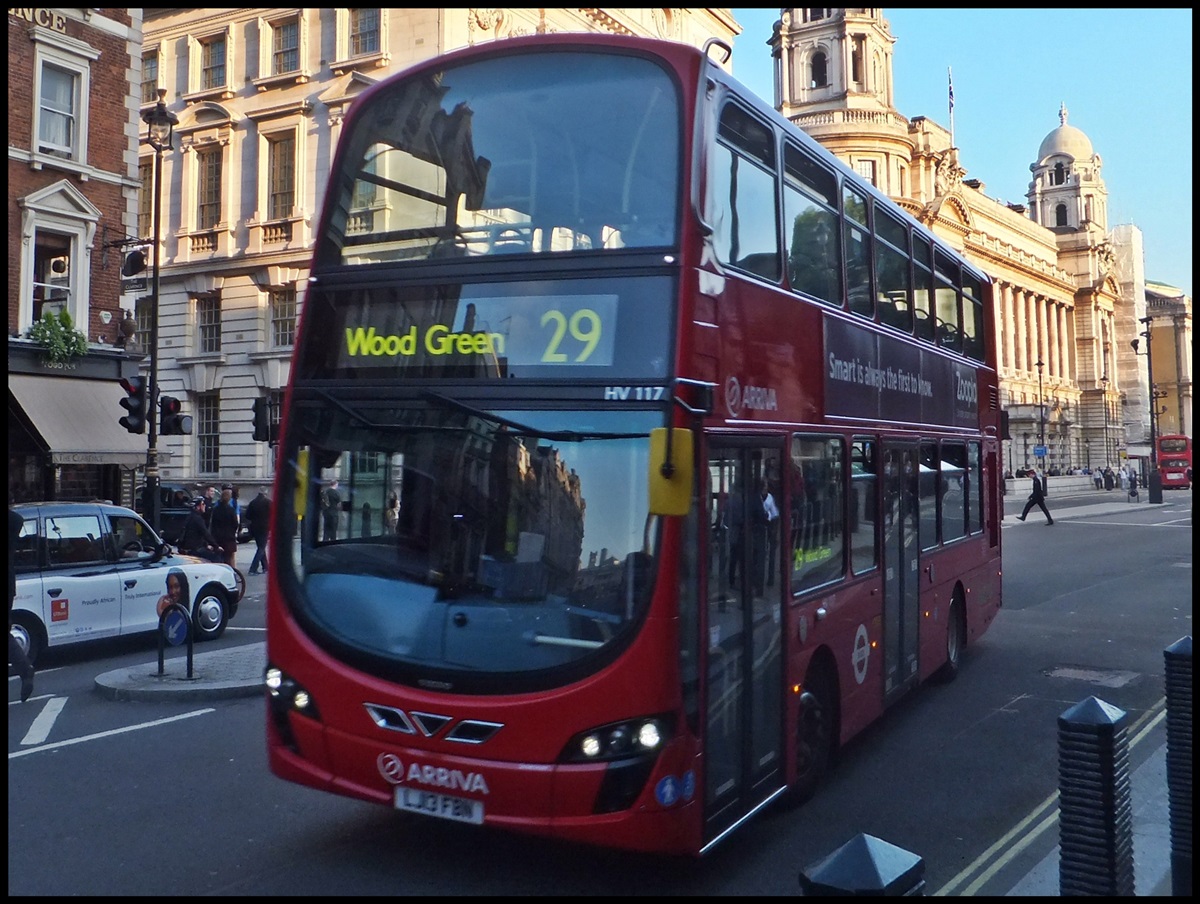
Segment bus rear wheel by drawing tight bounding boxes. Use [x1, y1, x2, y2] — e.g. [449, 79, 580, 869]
[789, 666, 835, 805]
[935, 594, 966, 683]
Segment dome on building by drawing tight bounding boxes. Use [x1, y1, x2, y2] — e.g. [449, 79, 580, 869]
[1038, 103, 1094, 161]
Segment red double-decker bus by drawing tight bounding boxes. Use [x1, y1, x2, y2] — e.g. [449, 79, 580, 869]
[1156, 434, 1192, 488]
[264, 33, 1003, 855]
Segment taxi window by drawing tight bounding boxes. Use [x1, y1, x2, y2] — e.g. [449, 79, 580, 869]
[108, 513, 155, 560]
[13, 515, 38, 571]
[45, 514, 106, 567]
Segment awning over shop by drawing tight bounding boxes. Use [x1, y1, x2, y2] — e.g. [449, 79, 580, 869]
[9, 374, 149, 467]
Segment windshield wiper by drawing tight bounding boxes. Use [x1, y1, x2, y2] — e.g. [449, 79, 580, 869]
[422, 391, 647, 442]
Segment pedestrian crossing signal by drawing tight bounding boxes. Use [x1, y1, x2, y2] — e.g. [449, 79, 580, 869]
[118, 375, 148, 434]
[252, 396, 273, 442]
[159, 395, 192, 435]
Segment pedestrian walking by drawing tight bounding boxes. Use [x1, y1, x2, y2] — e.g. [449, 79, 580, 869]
[1103, 466, 1115, 491]
[245, 489, 271, 575]
[203, 485, 219, 526]
[1017, 469, 1054, 525]
[321, 479, 342, 541]
[1093, 468, 1103, 490]
[9, 503, 35, 702]
[383, 493, 399, 535]
[210, 485, 241, 569]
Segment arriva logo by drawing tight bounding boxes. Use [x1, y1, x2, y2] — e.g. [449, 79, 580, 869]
[725, 376, 778, 417]
[376, 752, 490, 794]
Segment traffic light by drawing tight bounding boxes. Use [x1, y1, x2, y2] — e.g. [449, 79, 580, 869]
[159, 396, 192, 436]
[252, 396, 272, 442]
[118, 376, 148, 434]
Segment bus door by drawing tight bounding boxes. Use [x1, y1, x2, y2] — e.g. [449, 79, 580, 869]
[881, 443, 920, 704]
[702, 441, 785, 844]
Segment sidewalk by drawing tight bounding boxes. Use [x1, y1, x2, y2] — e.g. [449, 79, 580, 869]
[1004, 726, 1174, 896]
[93, 640, 266, 701]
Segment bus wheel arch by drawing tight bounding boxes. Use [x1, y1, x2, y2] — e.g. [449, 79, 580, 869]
[788, 649, 839, 806]
[935, 585, 967, 683]
[10, 612, 46, 667]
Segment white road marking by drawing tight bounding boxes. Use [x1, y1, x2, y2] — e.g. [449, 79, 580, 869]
[8, 708, 214, 759]
[21, 696, 67, 746]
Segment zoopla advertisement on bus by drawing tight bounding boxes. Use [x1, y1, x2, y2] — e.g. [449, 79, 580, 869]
[823, 316, 979, 428]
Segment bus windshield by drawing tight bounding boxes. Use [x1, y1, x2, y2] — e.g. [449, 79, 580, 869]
[317, 49, 681, 267]
[285, 406, 662, 693]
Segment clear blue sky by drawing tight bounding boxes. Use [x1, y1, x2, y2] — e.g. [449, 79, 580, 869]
[729, 8, 1193, 298]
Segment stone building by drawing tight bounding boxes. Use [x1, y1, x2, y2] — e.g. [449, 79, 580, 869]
[771, 8, 1190, 474]
[137, 8, 739, 496]
[7, 9, 146, 504]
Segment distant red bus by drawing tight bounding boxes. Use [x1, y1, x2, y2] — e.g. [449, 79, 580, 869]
[265, 33, 1003, 855]
[1156, 434, 1192, 488]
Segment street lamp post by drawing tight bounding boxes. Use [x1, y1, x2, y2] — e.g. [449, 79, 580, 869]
[1035, 358, 1045, 470]
[1100, 374, 1110, 468]
[1132, 316, 1163, 504]
[140, 89, 178, 533]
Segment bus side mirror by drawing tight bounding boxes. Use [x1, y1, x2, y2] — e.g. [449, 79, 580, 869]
[648, 428, 693, 516]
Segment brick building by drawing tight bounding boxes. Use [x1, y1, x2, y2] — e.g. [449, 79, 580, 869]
[7, 9, 146, 504]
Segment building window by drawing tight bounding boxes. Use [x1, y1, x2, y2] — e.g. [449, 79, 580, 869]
[133, 295, 154, 355]
[273, 17, 299, 74]
[810, 51, 828, 89]
[270, 287, 297, 347]
[196, 293, 222, 354]
[350, 9, 381, 56]
[196, 393, 221, 475]
[31, 231, 73, 323]
[38, 64, 78, 159]
[196, 146, 223, 230]
[854, 159, 877, 187]
[30, 29, 96, 168]
[1055, 204, 1068, 228]
[201, 36, 227, 90]
[267, 133, 295, 220]
[138, 160, 154, 238]
[141, 51, 159, 104]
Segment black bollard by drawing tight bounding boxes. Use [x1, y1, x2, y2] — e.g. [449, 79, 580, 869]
[1164, 636, 1192, 897]
[799, 832, 925, 896]
[1057, 696, 1134, 896]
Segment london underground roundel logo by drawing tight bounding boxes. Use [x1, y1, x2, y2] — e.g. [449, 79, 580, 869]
[725, 376, 742, 418]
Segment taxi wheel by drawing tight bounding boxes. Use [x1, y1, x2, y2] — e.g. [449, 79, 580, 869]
[192, 584, 230, 642]
[10, 614, 44, 667]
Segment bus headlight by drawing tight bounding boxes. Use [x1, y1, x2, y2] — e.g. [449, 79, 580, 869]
[265, 664, 321, 726]
[559, 715, 671, 763]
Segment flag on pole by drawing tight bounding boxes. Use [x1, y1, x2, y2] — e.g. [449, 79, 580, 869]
[948, 67, 954, 112]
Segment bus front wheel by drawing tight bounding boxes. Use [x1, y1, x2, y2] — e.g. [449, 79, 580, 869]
[790, 665, 835, 806]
